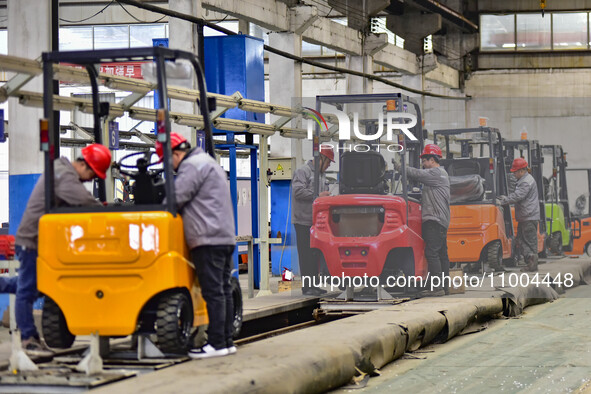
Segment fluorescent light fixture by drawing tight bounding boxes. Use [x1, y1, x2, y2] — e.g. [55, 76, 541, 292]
[271, 105, 295, 117]
[172, 113, 205, 128]
[129, 107, 157, 122]
[213, 118, 248, 132]
[247, 123, 276, 136]
[239, 99, 272, 114]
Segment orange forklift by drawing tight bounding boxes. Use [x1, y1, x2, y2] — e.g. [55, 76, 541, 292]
[565, 167, 590, 256]
[433, 128, 514, 272]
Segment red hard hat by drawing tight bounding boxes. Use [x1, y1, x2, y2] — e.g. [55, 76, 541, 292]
[420, 144, 442, 158]
[319, 144, 335, 162]
[155, 132, 188, 160]
[510, 157, 528, 172]
[81, 144, 111, 179]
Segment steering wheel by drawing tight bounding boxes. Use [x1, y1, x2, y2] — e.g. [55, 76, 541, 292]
[115, 151, 163, 179]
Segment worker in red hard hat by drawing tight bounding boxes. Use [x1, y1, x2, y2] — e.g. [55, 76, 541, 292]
[2, 143, 111, 357]
[157, 132, 237, 359]
[155, 132, 190, 168]
[394, 143, 450, 295]
[498, 157, 540, 272]
[292, 144, 334, 296]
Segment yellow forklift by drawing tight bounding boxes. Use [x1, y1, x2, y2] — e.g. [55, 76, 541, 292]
[37, 47, 242, 354]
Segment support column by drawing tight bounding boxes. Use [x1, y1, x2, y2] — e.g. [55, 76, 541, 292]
[256, 135, 271, 296]
[346, 55, 374, 95]
[8, 0, 51, 234]
[268, 32, 302, 161]
[267, 8, 316, 281]
[168, 0, 202, 144]
[345, 54, 374, 122]
[268, 5, 317, 163]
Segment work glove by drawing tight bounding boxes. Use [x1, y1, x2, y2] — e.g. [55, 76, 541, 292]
[496, 196, 508, 205]
[393, 160, 401, 172]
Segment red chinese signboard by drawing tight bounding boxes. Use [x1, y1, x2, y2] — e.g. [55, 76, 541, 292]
[99, 62, 144, 79]
[61, 62, 146, 80]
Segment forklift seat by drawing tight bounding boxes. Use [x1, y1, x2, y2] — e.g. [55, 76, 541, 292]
[340, 151, 387, 195]
[441, 158, 495, 194]
[446, 160, 481, 177]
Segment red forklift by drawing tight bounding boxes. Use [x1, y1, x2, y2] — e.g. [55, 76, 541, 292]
[309, 94, 427, 304]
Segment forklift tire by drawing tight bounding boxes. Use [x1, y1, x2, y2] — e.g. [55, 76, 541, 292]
[549, 233, 563, 255]
[42, 296, 75, 349]
[586, 243, 591, 257]
[539, 243, 549, 258]
[504, 240, 517, 267]
[486, 242, 502, 269]
[565, 233, 574, 253]
[156, 292, 193, 354]
[231, 276, 243, 338]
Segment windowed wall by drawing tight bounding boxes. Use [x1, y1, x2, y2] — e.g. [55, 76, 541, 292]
[481, 12, 590, 51]
[60, 24, 169, 50]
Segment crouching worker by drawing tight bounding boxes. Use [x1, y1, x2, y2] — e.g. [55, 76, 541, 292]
[498, 158, 540, 272]
[0, 144, 111, 356]
[156, 133, 236, 359]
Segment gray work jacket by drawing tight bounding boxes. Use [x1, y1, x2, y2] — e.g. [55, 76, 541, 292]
[292, 160, 328, 227]
[16, 157, 101, 249]
[505, 172, 540, 222]
[174, 148, 236, 249]
[407, 166, 451, 228]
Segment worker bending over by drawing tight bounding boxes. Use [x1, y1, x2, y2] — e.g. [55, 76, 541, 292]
[0, 144, 111, 356]
[156, 133, 236, 359]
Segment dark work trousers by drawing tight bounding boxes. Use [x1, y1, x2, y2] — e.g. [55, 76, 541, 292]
[191, 245, 235, 350]
[294, 224, 318, 288]
[422, 220, 450, 284]
[517, 220, 538, 260]
[9, 246, 40, 340]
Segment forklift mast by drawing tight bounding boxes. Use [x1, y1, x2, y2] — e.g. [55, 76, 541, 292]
[41, 47, 215, 215]
[502, 139, 547, 233]
[542, 144, 572, 224]
[312, 93, 425, 199]
[433, 127, 510, 202]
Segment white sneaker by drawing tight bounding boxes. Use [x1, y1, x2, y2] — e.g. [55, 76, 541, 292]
[188, 344, 229, 359]
[227, 345, 237, 354]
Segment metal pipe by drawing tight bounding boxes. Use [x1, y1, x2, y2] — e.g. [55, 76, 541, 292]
[85, 64, 106, 202]
[42, 57, 55, 213]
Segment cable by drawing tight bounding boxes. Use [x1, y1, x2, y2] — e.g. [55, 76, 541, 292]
[116, 1, 167, 23]
[115, 0, 469, 100]
[59, 0, 116, 23]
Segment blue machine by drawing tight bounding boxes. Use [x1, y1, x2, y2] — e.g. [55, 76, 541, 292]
[204, 35, 265, 126]
[204, 34, 264, 286]
[270, 180, 297, 275]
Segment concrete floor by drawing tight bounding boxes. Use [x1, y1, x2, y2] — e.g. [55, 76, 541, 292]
[1, 262, 590, 393]
[334, 284, 591, 393]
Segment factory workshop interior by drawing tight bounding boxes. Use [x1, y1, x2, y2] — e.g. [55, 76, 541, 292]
[0, 0, 590, 393]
